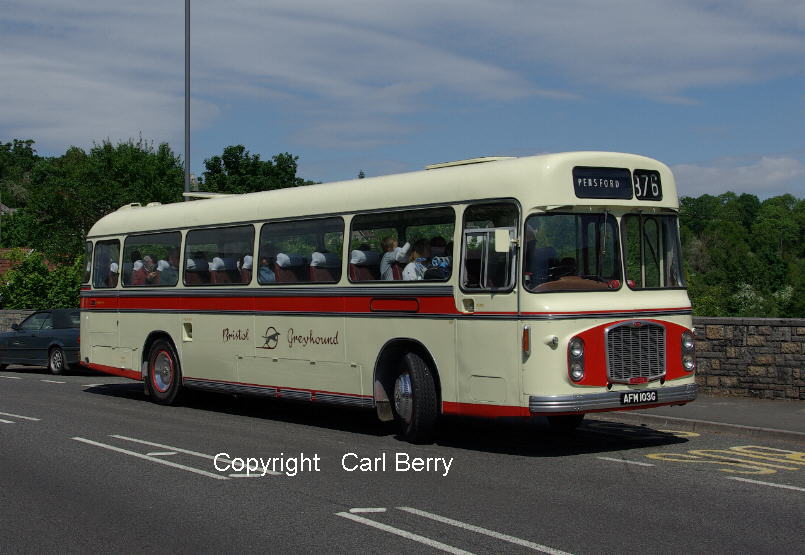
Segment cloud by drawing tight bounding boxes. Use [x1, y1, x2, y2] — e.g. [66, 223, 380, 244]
[672, 155, 805, 198]
[1, 1, 804, 153]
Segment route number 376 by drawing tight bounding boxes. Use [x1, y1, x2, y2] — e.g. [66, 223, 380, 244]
[633, 169, 662, 200]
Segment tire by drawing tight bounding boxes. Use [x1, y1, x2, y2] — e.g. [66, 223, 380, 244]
[392, 352, 438, 444]
[48, 347, 67, 375]
[547, 414, 584, 432]
[146, 339, 183, 405]
[0, 364, 7, 371]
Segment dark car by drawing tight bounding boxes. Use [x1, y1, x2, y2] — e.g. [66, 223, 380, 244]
[0, 309, 80, 375]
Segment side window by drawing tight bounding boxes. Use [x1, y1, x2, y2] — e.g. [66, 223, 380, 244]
[41, 315, 54, 330]
[184, 226, 255, 286]
[19, 312, 49, 331]
[350, 207, 455, 282]
[258, 217, 344, 285]
[461, 203, 518, 291]
[82, 241, 93, 284]
[122, 232, 182, 287]
[92, 240, 121, 289]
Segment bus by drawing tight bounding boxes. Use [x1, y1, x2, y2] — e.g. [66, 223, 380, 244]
[80, 152, 697, 443]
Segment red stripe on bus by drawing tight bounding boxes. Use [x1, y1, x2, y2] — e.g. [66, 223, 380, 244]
[85, 362, 142, 380]
[442, 401, 530, 417]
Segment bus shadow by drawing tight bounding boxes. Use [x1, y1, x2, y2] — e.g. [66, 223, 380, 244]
[433, 415, 691, 456]
[83, 382, 689, 455]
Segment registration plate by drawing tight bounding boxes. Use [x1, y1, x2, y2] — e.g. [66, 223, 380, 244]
[620, 390, 658, 406]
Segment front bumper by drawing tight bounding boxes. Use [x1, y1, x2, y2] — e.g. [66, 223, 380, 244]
[529, 383, 697, 414]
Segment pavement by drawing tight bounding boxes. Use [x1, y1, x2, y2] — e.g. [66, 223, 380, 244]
[593, 394, 805, 444]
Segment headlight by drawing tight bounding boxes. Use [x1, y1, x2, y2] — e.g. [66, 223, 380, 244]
[682, 355, 696, 371]
[569, 361, 585, 381]
[569, 337, 584, 359]
[681, 331, 695, 352]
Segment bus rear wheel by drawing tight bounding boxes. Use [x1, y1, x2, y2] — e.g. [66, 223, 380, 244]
[147, 339, 182, 405]
[392, 352, 438, 444]
[547, 414, 584, 432]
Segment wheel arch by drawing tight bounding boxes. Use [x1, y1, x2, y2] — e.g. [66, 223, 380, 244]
[373, 338, 442, 411]
[141, 330, 180, 377]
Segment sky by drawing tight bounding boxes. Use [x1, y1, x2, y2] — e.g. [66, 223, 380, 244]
[1, 0, 803, 199]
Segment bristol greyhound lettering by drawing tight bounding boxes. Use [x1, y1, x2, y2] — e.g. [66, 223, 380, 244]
[287, 328, 339, 349]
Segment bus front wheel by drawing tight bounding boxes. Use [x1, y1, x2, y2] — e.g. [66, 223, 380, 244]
[393, 352, 438, 444]
[147, 339, 182, 405]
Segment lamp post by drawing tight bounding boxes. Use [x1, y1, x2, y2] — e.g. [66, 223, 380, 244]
[184, 0, 190, 200]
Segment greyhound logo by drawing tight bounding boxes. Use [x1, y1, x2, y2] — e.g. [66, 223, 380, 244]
[261, 327, 280, 350]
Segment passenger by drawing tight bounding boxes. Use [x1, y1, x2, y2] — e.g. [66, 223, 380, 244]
[402, 239, 430, 281]
[430, 236, 447, 257]
[379, 237, 409, 280]
[258, 257, 276, 283]
[159, 248, 180, 285]
[142, 255, 160, 285]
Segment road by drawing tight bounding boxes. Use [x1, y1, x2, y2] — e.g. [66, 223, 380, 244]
[1, 366, 803, 554]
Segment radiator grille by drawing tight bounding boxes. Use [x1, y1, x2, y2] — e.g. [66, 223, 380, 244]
[606, 321, 666, 383]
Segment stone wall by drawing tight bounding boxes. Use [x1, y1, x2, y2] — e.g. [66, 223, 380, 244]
[693, 317, 804, 400]
[0, 309, 35, 331]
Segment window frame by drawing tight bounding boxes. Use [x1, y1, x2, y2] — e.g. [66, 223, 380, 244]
[459, 200, 520, 294]
[621, 213, 687, 291]
[521, 211, 623, 294]
[348, 206, 456, 284]
[92, 239, 121, 289]
[121, 231, 183, 288]
[257, 216, 345, 286]
[182, 224, 256, 287]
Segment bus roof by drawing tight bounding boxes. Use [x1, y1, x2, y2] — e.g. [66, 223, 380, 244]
[87, 151, 677, 238]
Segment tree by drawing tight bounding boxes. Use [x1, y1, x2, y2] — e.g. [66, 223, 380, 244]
[5, 138, 184, 263]
[202, 146, 313, 194]
[0, 249, 81, 309]
[0, 139, 41, 208]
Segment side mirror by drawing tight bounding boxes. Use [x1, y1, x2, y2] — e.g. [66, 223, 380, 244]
[11, 323, 19, 331]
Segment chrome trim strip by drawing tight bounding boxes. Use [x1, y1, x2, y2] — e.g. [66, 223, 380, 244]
[529, 383, 697, 413]
[182, 379, 373, 408]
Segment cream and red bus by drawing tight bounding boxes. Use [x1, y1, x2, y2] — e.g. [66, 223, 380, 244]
[80, 151, 697, 443]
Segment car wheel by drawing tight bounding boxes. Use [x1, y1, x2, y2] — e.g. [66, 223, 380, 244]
[393, 352, 438, 444]
[48, 347, 67, 375]
[547, 414, 585, 432]
[146, 338, 183, 405]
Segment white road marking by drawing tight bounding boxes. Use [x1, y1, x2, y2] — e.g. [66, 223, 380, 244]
[83, 384, 104, 388]
[727, 477, 805, 493]
[228, 473, 265, 478]
[0, 411, 40, 421]
[597, 456, 655, 467]
[0, 375, 22, 379]
[146, 451, 177, 457]
[336, 511, 473, 555]
[399, 507, 573, 555]
[110, 434, 282, 475]
[0, 419, 14, 424]
[40, 379, 66, 384]
[349, 508, 387, 514]
[72, 437, 229, 480]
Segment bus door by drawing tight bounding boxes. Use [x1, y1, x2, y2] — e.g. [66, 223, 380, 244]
[454, 202, 521, 412]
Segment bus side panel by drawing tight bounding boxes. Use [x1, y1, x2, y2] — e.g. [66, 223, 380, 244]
[346, 315, 457, 406]
[242, 315, 360, 395]
[454, 319, 522, 413]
